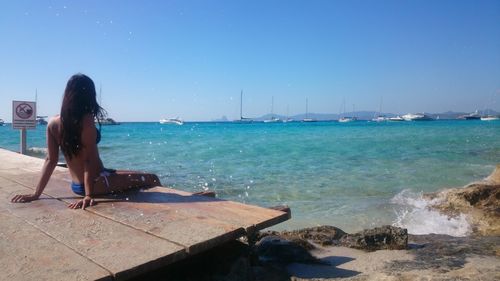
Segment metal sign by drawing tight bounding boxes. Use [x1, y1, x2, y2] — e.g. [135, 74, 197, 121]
[12, 100, 36, 129]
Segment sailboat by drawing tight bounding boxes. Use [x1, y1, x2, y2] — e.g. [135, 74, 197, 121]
[234, 90, 253, 123]
[264, 96, 280, 123]
[371, 97, 387, 122]
[282, 105, 293, 123]
[302, 98, 316, 122]
[34, 89, 48, 126]
[96, 84, 120, 125]
[338, 99, 357, 123]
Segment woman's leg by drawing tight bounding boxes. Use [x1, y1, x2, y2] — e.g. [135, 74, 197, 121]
[91, 171, 161, 196]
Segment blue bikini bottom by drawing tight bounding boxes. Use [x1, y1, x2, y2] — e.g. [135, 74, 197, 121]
[71, 168, 116, 196]
[71, 182, 85, 196]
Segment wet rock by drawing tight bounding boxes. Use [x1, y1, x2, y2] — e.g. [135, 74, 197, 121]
[259, 226, 347, 251]
[339, 225, 408, 251]
[280, 226, 347, 247]
[256, 235, 318, 264]
[486, 164, 500, 184]
[426, 164, 500, 236]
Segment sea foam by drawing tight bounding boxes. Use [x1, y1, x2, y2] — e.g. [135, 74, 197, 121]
[391, 189, 471, 237]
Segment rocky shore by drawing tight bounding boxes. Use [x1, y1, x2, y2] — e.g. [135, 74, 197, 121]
[134, 165, 500, 281]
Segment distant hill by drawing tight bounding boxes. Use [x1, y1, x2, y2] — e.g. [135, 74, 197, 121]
[248, 109, 499, 121]
[211, 110, 499, 122]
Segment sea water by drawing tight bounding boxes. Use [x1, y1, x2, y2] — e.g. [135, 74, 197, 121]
[1, 120, 499, 236]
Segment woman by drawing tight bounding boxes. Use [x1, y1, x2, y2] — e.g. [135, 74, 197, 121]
[11, 74, 160, 209]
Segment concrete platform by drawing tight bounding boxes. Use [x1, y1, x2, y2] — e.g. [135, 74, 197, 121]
[0, 148, 290, 280]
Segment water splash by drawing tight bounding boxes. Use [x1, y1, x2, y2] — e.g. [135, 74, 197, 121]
[391, 190, 471, 237]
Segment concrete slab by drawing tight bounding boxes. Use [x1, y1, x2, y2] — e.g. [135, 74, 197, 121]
[0, 211, 112, 281]
[0, 181, 187, 280]
[0, 148, 290, 280]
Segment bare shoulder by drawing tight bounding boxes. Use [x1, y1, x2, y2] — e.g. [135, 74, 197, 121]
[47, 115, 60, 135]
[48, 115, 60, 126]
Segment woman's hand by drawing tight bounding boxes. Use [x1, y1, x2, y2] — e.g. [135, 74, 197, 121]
[68, 196, 96, 210]
[11, 194, 39, 203]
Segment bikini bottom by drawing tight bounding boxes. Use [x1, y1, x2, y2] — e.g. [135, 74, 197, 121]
[71, 168, 116, 196]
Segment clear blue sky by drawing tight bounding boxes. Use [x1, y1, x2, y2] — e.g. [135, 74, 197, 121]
[1, 0, 499, 121]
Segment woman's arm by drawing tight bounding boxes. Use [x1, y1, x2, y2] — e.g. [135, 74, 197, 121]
[11, 119, 59, 203]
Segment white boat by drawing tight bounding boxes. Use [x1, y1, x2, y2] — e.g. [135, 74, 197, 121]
[36, 116, 48, 125]
[339, 116, 357, 123]
[458, 110, 481, 120]
[263, 117, 280, 123]
[302, 98, 317, 122]
[388, 116, 405, 122]
[0, 118, 4, 126]
[480, 115, 499, 121]
[402, 113, 433, 121]
[264, 96, 281, 123]
[371, 116, 388, 122]
[159, 118, 184, 125]
[338, 98, 356, 123]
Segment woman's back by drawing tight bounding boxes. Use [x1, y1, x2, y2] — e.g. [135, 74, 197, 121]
[48, 114, 103, 185]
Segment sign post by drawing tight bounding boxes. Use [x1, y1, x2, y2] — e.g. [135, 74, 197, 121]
[12, 101, 37, 154]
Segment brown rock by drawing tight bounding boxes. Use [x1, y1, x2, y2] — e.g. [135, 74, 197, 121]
[427, 164, 500, 236]
[278, 226, 347, 247]
[486, 164, 500, 184]
[339, 225, 408, 251]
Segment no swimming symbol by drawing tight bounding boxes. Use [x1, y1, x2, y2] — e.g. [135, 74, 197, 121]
[16, 103, 34, 119]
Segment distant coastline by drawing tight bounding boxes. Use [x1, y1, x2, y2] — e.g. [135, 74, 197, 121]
[213, 109, 500, 122]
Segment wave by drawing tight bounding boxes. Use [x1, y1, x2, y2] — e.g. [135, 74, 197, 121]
[391, 189, 471, 237]
[26, 147, 47, 158]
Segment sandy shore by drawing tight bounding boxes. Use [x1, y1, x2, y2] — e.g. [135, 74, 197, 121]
[288, 235, 500, 280]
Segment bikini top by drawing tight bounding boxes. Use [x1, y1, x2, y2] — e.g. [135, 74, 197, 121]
[96, 127, 101, 144]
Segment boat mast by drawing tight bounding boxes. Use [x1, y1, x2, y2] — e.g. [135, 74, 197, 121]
[240, 90, 243, 120]
[305, 98, 309, 119]
[271, 96, 274, 118]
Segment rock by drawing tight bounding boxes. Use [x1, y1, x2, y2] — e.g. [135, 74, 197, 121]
[256, 235, 318, 264]
[261, 226, 347, 250]
[339, 225, 408, 251]
[485, 164, 500, 184]
[426, 164, 500, 236]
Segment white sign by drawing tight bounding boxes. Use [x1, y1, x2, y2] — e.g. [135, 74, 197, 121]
[12, 100, 36, 129]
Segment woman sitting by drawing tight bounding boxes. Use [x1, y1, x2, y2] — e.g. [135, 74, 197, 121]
[11, 73, 160, 209]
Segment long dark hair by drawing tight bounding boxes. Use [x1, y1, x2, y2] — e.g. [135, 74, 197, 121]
[60, 74, 106, 159]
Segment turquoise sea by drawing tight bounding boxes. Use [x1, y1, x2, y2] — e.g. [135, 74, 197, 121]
[1, 120, 499, 236]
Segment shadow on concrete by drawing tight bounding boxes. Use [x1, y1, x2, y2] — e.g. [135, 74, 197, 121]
[287, 255, 361, 279]
[51, 187, 221, 204]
